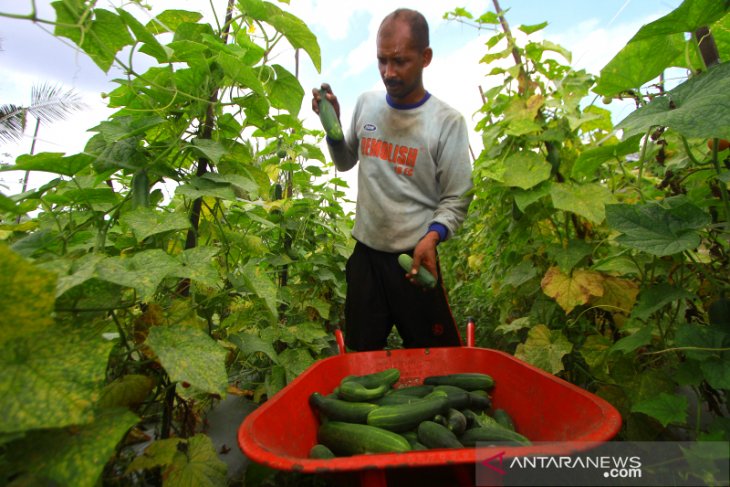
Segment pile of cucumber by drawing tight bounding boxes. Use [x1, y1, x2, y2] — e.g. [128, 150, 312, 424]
[308, 368, 530, 458]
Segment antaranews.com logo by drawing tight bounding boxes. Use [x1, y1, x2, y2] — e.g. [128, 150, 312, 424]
[476, 441, 728, 486]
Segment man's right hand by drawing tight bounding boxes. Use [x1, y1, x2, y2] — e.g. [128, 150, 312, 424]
[312, 83, 341, 119]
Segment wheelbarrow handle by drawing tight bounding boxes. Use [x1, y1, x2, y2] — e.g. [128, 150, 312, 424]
[466, 317, 475, 348]
[335, 328, 346, 355]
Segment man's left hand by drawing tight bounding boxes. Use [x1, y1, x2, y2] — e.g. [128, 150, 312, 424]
[408, 231, 440, 286]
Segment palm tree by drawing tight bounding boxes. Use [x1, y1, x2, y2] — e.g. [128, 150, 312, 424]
[0, 83, 86, 192]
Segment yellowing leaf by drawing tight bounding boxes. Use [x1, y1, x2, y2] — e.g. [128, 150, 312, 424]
[6, 408, 139, 487]
[592, 275, 640, 314]
[541, 266, 604, 314]
[514, 324, 573, 374]
[164, 434, 227, 487]
[0, 244, 56, 345]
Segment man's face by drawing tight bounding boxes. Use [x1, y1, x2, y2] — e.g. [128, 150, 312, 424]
[376, 19, 432, 104]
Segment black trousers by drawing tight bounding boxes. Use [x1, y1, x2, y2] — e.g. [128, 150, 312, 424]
[343, 241, 462, 351]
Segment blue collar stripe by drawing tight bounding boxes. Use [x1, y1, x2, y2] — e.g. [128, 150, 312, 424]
[386, 92, 431, 109]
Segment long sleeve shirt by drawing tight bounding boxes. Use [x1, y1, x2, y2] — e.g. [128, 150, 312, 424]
[327, 90, 473, 253]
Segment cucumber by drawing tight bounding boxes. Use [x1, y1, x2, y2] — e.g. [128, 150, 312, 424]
[309, 392, 378, 423]
[318, 421, 410, 456]
[445, 408, 467, 436]
[423, 373, 495, 391]
[309, 443, 336, 459]
[461, 408, 479, 429]
[433, 385, 471, 410]
[402, 431, 429, 450]
[317, 88, 344, 142]
[372, 394, 422, 406]
[493, 408, 516, 431]
[367, 395, 449, 432]
[131, 170, 150, 209]
[459, 424, 531, 446]
[467, 390, 492, 411]
[397, 254, 437, 289]
[338, 380, 389, 402]
[342, 368, 400, 389]
[417, 421, 463, 449]
[388, 385, 434, 397]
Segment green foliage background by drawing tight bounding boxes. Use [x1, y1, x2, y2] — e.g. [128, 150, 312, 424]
[0, 0, 728, 485]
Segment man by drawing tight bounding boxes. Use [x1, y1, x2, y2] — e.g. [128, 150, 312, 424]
[312, 8, 473, 351]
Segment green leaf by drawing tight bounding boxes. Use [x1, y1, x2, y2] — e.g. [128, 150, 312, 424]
[580, 334, 613, 374]
[616, 61, 730, 140]
[675, 323, 729, 361]
[610, 326, 654, 354]
[230, 332, 279, 363]
[1, 152, 93, 176]
[501, 151, 552, 189]
[239, 261, 278, 323]
[0, 191, 18, 213]
[190, 139, 228, 165]
[5, 408, 139, 487]
[146, 324, 228, 395]
[605, 200, 711, 256]
[289, 321, 329, 346]
[495, 316, 531, 335]
[126, 438, 182, 473]
[146, 9, 203, 34]
[54, 253, 106, 297]
[268, 64, 304, 117]
[93, 115, 166, 143]
[571, 134, 642, 180]
[630, 0, 729, 41]
[519, 22, 548, 35]
[120, 207, 191, 241]
[95, 250, 182, 301]
[304, 298, 331, 320]
[512, 182, 550, 211]
[631, 283, 694, 320]
[632, 392, 688, 427]
[117, 8, 168, 62]
[502, 260, 537, 288]
[0, 245, 56, 345]
[169, 247, 222, 290]
[546, 240, 593, 273]
[550, 182, 616, 224]
[700, 358, 730, 389]
[164, 434, 227, 487]
[53, 6, 134, 72]
[217, 52, 265, 95]
[203, 172, 258, 197]
[176, 178, 238, 201]
[240, 0, 321, 72]
[97, 374, 155, 409]
[514, 324, 573, 374]
[0, 324, 114, 433]
[594, 34, 685, 96]
[277, 347, 314, 382]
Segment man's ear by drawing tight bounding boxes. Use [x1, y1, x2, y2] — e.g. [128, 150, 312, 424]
[422, 47, 433, 68]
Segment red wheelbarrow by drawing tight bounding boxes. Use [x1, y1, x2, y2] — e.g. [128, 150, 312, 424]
[237, 322, 622, 486]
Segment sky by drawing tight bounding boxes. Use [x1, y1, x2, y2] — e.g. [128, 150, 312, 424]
[0, 0, 683, 197]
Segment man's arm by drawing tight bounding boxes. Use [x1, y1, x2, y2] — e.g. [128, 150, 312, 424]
[410, 112, 473, 282]
[312, 84, 359, 171]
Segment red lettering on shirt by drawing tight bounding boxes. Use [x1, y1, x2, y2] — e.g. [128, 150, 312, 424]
[360, 137, 418, 176]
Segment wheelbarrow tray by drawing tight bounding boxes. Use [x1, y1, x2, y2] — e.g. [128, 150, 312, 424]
[237, 346, 621, 476]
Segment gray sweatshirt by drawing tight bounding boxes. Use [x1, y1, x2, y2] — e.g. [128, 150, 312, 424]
[327, 91, 473, 253]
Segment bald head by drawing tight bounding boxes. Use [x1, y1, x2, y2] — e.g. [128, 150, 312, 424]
[378, 8, 430, 51]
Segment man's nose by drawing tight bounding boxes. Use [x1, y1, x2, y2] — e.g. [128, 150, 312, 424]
[383, 61, 396, 79]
